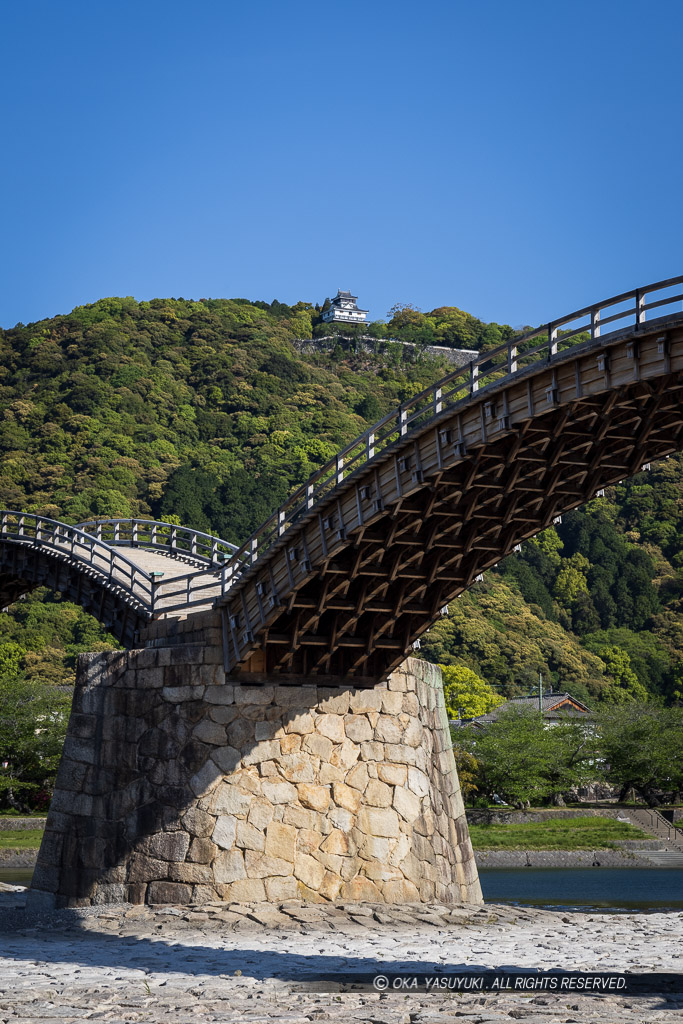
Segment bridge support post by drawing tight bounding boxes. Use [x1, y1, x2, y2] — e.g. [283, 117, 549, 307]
[29, 636, 481, 908]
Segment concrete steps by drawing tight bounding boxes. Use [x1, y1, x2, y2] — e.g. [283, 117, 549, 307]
[637, 850, 683, 867]
[617, 808, 683, 853]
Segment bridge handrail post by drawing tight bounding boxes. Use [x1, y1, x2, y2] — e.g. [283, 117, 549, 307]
[18, 515, 24, 538]
[113, 522, 119, 542]
[636, 289, 646, 328]
[336, 454, 344, 485]
[470, 363, 479, 394]
[306, 483, 314, 510]
[508, 342, 517, 374]
[250, 537, 258, 566]
[548, 325, 558, 359]
[221, 562, 233, 596]
[398, 408, 408, 437]
[366, 432, 375, 460]
[434, 385, 442, 415]
[132, 521, 138, 545]
[277, 510, 286, 537]
[591, 307, 601, 341]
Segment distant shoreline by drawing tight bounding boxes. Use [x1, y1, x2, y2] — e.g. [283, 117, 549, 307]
[476, 849, 679, 868]
[1, 847, 677, 873]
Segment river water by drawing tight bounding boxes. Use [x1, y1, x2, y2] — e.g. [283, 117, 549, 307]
[3, 866, 683, 912]
[480, 867, 683, 912]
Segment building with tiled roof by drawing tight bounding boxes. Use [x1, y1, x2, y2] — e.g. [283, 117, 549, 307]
[453, 692, 592, 729]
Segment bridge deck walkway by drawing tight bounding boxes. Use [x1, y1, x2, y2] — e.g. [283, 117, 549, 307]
[119, 548, 222, 613]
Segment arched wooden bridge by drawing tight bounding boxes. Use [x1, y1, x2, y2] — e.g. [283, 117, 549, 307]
[0, 516, 235, 645]
[2, 275, 683, 678]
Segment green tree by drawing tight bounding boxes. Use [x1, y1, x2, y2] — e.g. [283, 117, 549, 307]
[456, 705, 595, 807]
[366, 321, 388, 339]
[456, 707, 550, 806]
[0, 647, 70, 810]
[355, 394, 383, 421]
[159, 465, 218, 533]
[596, 704, 683, 805]
[554, 553, 590, 606]
[593, 645, 649, 703]
[441, 664, 504, 719]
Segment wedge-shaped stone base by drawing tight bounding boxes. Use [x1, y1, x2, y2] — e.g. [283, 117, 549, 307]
[30, 650, 481, 907]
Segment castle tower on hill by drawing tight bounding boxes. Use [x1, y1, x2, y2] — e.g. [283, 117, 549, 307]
[322, 289, 368, 326]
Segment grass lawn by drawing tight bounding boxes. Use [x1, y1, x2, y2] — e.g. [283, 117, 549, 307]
[0, 829, 44, 850]
[468, 816, 649, 851]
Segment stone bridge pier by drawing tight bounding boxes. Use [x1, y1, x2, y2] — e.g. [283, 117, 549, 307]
[29, 612, 482, 908]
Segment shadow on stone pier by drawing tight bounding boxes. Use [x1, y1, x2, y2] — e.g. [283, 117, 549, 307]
[29, 623, 481, 909]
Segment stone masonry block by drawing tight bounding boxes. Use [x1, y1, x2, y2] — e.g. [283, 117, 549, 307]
[212, 815, 237, 850]
[264, 821, 296, 862]
[357, 807, 400, 838]
[297, 783, 329, 811]
[142, 832, 190, 862]
[213, 848, 246, 884]
[187, 837, 217, 863]
[316, 689, 350, 715]
[147, 881, 192, 904]
[242, 739, 281, 765]
[344, 715, 373, 743]
[236, 820, 266, 852]
[233, 685, 274, 705]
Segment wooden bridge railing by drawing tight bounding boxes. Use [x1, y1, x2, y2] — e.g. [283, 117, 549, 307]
[0, 512, 157, 611]
[75, 518, 238, 565]
[0, 513, 231, 616]
[214, 274, 683, 599]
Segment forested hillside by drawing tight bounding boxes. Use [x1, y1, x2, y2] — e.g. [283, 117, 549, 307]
[0, 295, 680, 705]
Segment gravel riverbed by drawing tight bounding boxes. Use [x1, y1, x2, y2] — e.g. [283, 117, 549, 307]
[0, 890, 682, 1023]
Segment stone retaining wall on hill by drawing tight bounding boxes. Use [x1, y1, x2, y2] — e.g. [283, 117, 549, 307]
[292, 336, 478, 368]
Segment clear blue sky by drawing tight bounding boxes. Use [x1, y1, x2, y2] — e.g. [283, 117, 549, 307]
[2, 0, 682, 330]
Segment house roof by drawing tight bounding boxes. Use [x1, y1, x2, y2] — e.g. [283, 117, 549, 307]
[465, 692, 592, 726]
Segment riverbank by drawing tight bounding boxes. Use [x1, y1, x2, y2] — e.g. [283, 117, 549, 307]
[5, 842, 678, 876]
[475, 846, 683, 868]
[0, 891, 681, 1022]
[11, 847, 674, 874]
[0, 849, 37, 868]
